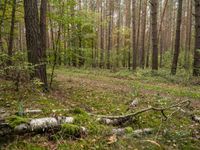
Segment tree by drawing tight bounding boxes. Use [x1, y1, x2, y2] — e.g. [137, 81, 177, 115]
[151, 0, 159, 70]
[125, 0, 131, 69]
[99, 0, 104, 68]
[136, 0, 142, 66]
[40, 0, 48, 89]
[132, 0, 137, 71]
[171, 0, 183, 75]
[7, 0, 16, 65]
[24, 0, 48, 89]
[140, 0, 147, 69]
[107, 0, 113, 69]
[116, 0, 121, 68]
[193, 0, 200, 76]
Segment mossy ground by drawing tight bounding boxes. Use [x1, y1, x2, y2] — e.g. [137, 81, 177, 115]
[0, 67, 200, 150]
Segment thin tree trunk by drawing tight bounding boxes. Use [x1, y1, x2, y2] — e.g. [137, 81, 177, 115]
[125, 0, 131, 70]
[40, 0, 48, 90]
[100, 0, 104, 68]
[151, 0, 159, 71]
[140, 0, 147, 69]
[136, 0, 142, 66]
[171, 0, 183, 75]
[184, 0, 192, 70]
[107, 0, 113, 69]
[193, 0, 200, 76]
[146, 30, 151, 68]
[132, 0, 137, 71]
[7, 0, 16, 65]
[116, 0, 121, 68]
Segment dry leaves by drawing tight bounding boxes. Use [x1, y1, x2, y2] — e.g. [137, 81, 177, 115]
[107, 134, 117, 144]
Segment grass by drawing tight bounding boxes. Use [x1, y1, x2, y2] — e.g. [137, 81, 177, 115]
[1, 67, 200, 150]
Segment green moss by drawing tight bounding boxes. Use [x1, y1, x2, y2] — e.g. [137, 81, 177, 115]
[74, 114, 89, 125]
[61, 124, 81, 137]
[6, 115, 29, 128]
[71, 108, 87, 115]
[125, 127, 134, 134]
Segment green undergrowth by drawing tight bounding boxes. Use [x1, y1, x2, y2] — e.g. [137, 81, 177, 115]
[1, 68, 200, 149]
[6, 115, 29, 128]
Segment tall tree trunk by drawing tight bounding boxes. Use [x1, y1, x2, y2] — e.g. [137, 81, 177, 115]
[70, 3, 77, 67]
[116, 0, 121, 68]
[184, 0, 192, 70]
[171, 0, 183, 75]
[40, 0, 48, 90]
[24, 0, 48, 89]
[132, 0, 137, 71]
[7, 0, 16, 65]
[151, 0, 159, 71]
[125, 0, 131, 69]
[193, 0, 200, 76]
[100, 0, 104, 68]
[140, 0, 147, 69]
[107, 0, 113, 69]
[136, 0, 142, 66]
[158, 0, 168, 68]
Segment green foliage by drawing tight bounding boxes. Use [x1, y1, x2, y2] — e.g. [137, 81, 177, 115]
[125, 127, 134, 134]
[6, 115, 29, 128]
[0, 51, 36, 92]
[60, 124, 81, 138]
[71, 107, 87, 115]
[71, 108, 90, 125]
[6, 141, 46, 150]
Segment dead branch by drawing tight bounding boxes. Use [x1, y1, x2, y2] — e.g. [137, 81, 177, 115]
[97, 100, 191, 125]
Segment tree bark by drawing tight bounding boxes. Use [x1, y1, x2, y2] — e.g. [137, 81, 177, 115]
[24, 0, 48, 89]
[40, 0, 48, 90]
[7, 0, 16, 65]
[193, 0, 200, 76]
[140, 0, 147, 69]
[100, 0, 104, 68]
[151, 0, 159, 71]
[132, 0, 137, 71]
[171, 0, 183, 75]
[136, 0, 142, 66]
[107, 0, 113, 69]
[116, 0, 121, 68]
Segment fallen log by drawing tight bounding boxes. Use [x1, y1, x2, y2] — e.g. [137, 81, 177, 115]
[17, 109, 69, 115]
[112, 127, 154, 137]
[0, 116, 87, 138]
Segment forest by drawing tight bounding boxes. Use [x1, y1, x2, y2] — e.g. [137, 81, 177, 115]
[0, 0, 200, 149]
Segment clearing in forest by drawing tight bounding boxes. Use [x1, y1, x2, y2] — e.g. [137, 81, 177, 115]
[1, 68, 200, 150]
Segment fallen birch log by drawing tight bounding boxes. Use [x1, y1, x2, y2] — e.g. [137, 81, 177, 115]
[14, 116, 74, 133]
[0, 116, 87, 138]
[112, 128, 154, 136]
[17, 109, 69, 115]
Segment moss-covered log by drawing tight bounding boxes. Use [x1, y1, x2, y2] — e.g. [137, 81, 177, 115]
[0, 116, 87, 137]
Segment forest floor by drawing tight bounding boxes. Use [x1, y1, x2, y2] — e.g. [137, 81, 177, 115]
[1, 68, 200, 150]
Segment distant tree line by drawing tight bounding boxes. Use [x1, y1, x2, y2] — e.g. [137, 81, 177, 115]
[0, 0, 200, 88]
